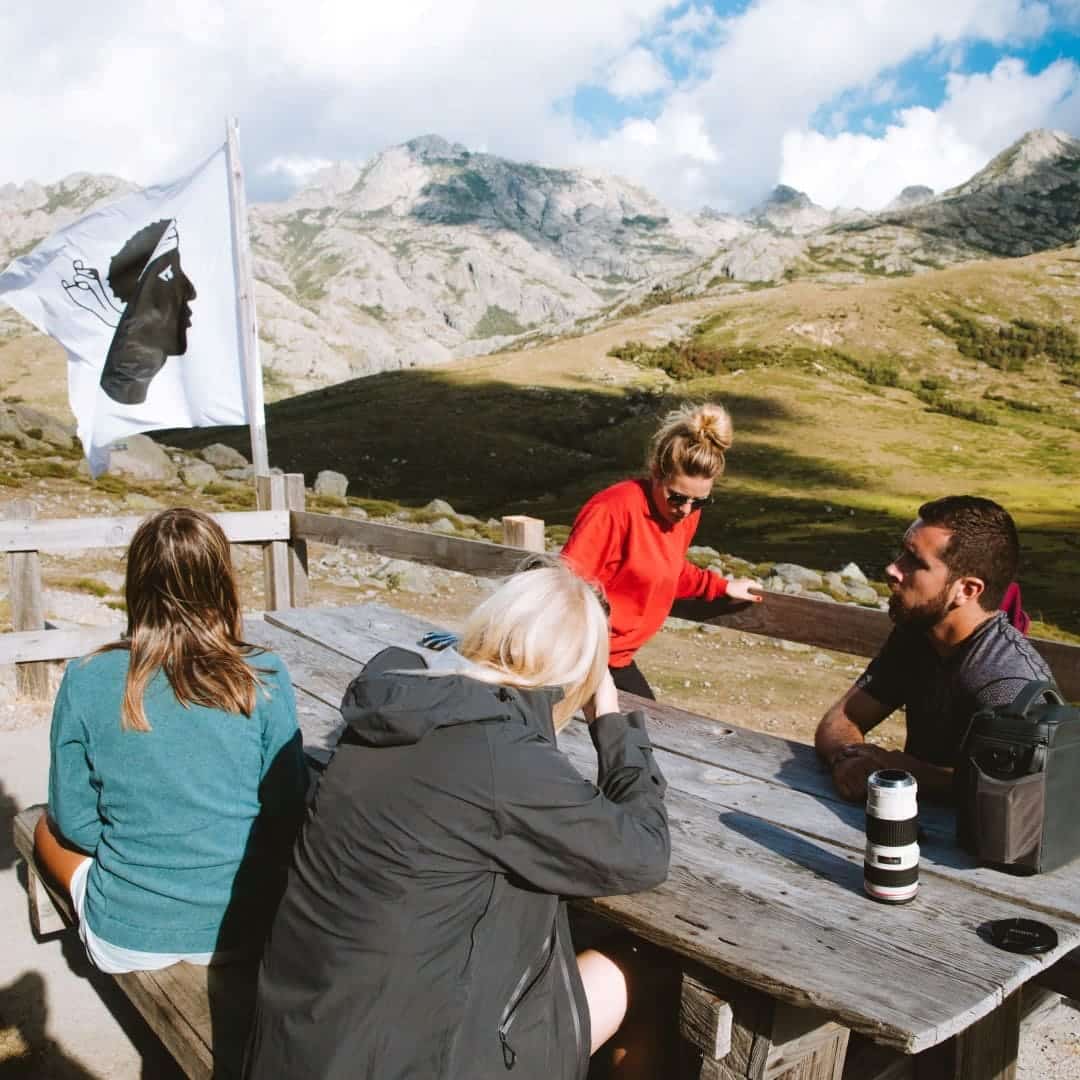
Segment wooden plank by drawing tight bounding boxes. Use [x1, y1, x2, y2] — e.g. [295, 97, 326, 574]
[673, 592, 890, 659]
[0, 626, 122, 665]
[0, 509, 290, 553]
[265, 603, 445, 663]
[290, 510, 534, 577]
[502, 514, 545, 553]
[115, 967, 213, 1080]
[681, 973, 733, 1060]
[5, 500, 49, 698]
[285, 473, 309, 607]
[672, 593, 1079, 702]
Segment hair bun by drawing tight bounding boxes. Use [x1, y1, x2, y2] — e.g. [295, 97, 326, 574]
[692, 404, 733, 451]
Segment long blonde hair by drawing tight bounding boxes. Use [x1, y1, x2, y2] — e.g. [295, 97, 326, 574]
[456, 565, 609, 730]
[648, 402, 732, 480]
[105, 508, 260, 732]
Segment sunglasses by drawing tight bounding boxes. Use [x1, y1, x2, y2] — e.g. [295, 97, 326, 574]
[665, 488, 712, 512]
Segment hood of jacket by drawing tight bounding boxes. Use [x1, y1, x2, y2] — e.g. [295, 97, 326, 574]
[339, 645, 563, 748]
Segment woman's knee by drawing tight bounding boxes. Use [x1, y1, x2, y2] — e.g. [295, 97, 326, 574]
[577, 948, 629, 1054]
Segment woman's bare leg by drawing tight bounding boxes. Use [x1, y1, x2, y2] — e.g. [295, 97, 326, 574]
[578, 948, 628, 1053]
[580, 942, 680, 1078]
[33, 813, 90, 895]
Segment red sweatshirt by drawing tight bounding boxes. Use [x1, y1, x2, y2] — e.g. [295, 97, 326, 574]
[561, 479, 728, 669]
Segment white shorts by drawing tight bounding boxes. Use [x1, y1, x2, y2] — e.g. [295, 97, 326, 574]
[69, 858, 217, 975]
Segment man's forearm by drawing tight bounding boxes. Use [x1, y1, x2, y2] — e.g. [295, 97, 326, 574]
[815, 709, 866, 765]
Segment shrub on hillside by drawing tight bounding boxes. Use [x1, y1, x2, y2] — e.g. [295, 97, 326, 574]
[926, 311, 1080, 372]
[915, 387, 997, 425]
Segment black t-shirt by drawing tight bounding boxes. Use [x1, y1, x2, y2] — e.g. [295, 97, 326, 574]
[855, 612, 1053, 767]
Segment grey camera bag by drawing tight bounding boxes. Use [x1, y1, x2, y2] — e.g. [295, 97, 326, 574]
[957, 680, 1080, 874]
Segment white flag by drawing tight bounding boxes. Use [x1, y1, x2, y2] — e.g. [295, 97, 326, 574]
[0, 144, 259, 475]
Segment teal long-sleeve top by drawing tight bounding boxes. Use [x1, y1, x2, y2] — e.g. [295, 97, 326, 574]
[48, 647, 308, 954]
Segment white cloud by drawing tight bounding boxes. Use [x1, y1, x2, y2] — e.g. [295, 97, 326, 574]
[779, 57, 1080, 208]
[606, 47, 672, 99]
[0, 0, 674, 193]
[574, 0, 1057, 209]
[1, 0, 1078, 217]
[262, 156, 336, 186]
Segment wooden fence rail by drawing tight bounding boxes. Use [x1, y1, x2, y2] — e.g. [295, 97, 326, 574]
[2, 505, 1079, 701]
[0, 510, 290, 554]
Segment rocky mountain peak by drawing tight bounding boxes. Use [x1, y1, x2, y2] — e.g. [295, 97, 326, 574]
[885, 185, 934, 211]
[404, 134, 469, 162]
[948, 128, 1080, 196]
[747, 184, 832, 235]
[764, 184, 813, 209]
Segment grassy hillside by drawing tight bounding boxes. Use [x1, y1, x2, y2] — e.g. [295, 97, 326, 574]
[150, 246, 1080, 635]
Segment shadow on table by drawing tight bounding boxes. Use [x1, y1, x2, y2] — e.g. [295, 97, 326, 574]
[771, 749, 963, 863]
[720, 810, 866, 896]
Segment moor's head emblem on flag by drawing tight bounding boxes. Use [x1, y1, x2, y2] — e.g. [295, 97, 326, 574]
[61, 219, 197, 406]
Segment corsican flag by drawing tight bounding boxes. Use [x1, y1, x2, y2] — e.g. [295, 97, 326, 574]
[0, 143, 258, 475]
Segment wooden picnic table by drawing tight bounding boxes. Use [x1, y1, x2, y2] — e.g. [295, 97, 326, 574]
[252, 601, 1080, 1080]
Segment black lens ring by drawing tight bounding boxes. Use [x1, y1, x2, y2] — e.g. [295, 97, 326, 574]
[864, 864, 919, 887]
[866, 816, 919, 846]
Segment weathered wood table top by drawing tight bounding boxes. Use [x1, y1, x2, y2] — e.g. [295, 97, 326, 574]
[246, 603, 1080, 1063]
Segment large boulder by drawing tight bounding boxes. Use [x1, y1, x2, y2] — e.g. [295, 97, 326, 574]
[773, 563, 823, 590]
[314, 470, 349, 499]
[201, 443, 249, 470]
[424, 498, 456, 516]
[106, 434, 177, 482]
[11, 404, 75, 450]
[180, 461, 219, 489]
[372, 558, 434, 593]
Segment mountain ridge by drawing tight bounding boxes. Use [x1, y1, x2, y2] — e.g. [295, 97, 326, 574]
[2, 128, 1080, 393]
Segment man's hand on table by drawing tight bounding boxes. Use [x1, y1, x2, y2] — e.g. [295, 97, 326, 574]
[829, 743, 898, 801]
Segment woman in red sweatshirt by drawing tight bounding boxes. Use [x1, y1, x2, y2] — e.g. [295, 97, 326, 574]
[561, 402, 760, 700]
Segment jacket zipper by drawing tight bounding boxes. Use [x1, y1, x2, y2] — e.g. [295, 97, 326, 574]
[556, 928, 586, 1080]
[497, 925, 557, 1069]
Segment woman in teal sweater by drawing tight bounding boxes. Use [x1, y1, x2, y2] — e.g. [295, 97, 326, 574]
[34, 508, 307, 973]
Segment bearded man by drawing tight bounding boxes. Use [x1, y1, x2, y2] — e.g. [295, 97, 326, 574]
[815, 496, 1053, 802]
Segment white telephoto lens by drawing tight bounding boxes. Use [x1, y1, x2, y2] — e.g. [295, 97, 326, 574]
[864, 769, 919, 904]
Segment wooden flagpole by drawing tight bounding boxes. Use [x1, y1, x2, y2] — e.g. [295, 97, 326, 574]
[224, 117, 270, 477]
[225, 118, 293, 608]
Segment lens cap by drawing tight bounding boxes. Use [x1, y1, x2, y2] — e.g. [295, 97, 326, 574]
[982, 918, 1058, 955]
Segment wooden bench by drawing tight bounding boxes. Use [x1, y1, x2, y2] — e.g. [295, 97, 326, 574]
[12, 805, 257, 1080]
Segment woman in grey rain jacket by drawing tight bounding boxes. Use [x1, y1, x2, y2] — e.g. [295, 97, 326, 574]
[243, 564, 670, 1080]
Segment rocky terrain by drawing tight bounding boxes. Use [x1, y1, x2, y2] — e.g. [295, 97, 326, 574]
[3, 130, 1080, 395]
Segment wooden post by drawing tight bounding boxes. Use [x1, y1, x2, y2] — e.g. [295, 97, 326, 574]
[285, 473, 308, 608]
[256, 475, 291, 611]
[502, 515, 545, 553]
[5, 500, 49, 700]
[915, 991, 1021, 1080]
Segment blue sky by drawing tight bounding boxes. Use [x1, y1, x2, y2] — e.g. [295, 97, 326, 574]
[2, 0, 1079, 212]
